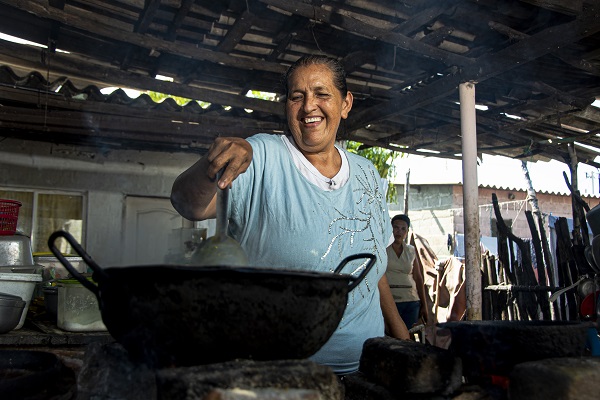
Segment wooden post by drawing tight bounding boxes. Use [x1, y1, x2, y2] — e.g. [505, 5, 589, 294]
[403, 169, 410, 215]
[568, 144, 582, 246]
[459, 82, 482, 321]
[521, 161, 554, 319]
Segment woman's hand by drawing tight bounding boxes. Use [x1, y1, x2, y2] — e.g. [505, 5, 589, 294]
[171, 137, 252, 221]
[207, 137, 253, 189]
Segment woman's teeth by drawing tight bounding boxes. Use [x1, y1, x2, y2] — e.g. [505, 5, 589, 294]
[304, 117, 322, 123]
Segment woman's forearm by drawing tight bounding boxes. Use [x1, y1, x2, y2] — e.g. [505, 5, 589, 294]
[413, 257, 429, 323]
[171, 156, 218, 221]
[378, 275, 410, 340]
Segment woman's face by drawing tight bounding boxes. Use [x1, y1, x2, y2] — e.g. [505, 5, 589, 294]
[392, 220, 409, 242]
[286, 64, 353, 155]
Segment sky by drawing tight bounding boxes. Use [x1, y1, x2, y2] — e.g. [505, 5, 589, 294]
[392, 100, 600, 196]
[393, 153, 600, 196]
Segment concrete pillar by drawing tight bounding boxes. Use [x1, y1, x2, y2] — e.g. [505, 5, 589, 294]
[459, 82, 482, 320]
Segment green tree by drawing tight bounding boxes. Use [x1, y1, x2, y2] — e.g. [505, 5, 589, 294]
[346, 141, 402, 203]
[248, 90, 276, 101]
[146, 91, 210, 108]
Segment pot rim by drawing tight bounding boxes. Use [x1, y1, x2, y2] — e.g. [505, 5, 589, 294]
[102, 264, 354, 279]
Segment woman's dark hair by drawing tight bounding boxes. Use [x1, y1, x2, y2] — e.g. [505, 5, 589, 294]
[282, 55, 348, 98]
[391, 214, 410, 228]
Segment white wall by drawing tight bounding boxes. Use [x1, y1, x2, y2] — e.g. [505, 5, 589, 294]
[0, 138, 200, 266]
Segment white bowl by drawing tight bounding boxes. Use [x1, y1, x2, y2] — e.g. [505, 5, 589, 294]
[0, 273, 42, 329]
[0, 292, 26, 333]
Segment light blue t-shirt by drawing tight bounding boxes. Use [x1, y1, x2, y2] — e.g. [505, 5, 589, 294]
[229, 134, 392, 374]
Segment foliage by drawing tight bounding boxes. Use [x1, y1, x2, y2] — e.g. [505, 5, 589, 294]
[146, 91, 210, 108]
[345, 141, 401, 203]
[248, 90, 277, 101]
[146, 90, 276, 108]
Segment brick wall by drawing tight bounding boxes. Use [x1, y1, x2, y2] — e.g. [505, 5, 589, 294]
[390, 183, 599, 256]
[394, 184, 455, 210]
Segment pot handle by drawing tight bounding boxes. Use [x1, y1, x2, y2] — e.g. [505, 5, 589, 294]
[47, 230, 106, 296]
[333, 253, 377, 291]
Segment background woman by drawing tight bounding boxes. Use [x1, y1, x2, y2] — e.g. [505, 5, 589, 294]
[386, 214, 429, 329]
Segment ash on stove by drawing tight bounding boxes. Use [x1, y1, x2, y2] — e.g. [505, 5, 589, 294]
[77, 342, 342, 400]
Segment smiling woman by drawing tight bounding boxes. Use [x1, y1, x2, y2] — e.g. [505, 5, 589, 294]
[170, 55, 410, 375]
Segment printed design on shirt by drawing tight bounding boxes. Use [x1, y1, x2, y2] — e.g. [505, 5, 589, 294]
[320, 164, 387, 304]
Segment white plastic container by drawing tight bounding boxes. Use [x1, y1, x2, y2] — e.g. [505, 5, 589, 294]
[34, 254, 87, 281]
[0, 272, 43, 329]
[57, 279, 107, 332]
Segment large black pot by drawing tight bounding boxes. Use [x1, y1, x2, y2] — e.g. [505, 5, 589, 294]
[439, 320, 593, 379]
[49, 230, 376, 368]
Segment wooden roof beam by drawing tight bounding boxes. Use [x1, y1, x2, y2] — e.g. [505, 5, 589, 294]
[347, 2, 600, 132]
[194, 8, 259, 94]
[165, 0, 196, 42]
[489, 20, 600, 76]
[119, 0, 161, 72]
[259, 0, 473, 68]
[0, 40, 285, 116]
[257, 2, 461, 86]
[342, 51, 376, 74]
[419, 26, 455, 46]
[0, 104, 282, 140]
[0, 0, 287, 74]
[267, 15, 311, 62]
[135, 0, 162, 33]
[48, 0, 65, 10]
[217, 10, 256, 54]
[519, 0, 583, 16]
[393, 4, 451, 36]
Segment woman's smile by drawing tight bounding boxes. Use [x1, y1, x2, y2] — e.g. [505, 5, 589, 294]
[303, 116, 323, 125]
